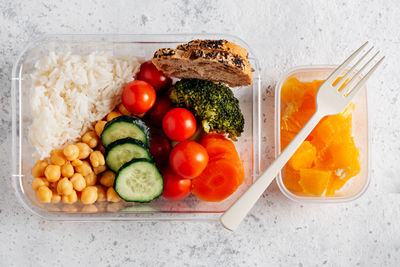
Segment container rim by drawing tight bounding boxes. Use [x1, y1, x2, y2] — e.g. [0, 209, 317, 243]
[274, 64, 371, 203]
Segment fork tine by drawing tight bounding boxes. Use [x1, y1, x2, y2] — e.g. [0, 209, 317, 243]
[334, 46, 374, 91]
[341, 51, 380, 96]
[325, 42, 369, 84]
[345, 56, 385, 101]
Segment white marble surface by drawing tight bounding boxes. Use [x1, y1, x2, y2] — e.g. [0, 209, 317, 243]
[1, 0, 400, 266]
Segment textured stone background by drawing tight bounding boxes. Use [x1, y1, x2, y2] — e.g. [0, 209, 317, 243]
[1, 0, 399, 266]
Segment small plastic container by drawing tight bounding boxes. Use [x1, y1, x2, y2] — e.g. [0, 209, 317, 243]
[11, 34, 261, 221]
[274, 65, 370, 203]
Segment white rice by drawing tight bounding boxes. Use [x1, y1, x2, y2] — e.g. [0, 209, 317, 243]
[29, 51, 141, 159]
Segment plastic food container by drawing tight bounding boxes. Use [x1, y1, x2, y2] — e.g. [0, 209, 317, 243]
[11, 34, 261, 221]
[274, 65, 370, 203]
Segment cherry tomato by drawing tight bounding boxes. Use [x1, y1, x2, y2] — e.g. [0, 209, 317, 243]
[147, 96, 174, 127]
[162, 108, 197, 141]
[136, 61, 172, 93]
[162, 167, 192, 200]
[169, 141, 209, 179]
[121, 80, 156, 114]
[149, 133, 171, 167]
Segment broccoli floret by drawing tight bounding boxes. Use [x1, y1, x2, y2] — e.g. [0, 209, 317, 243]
[170, 79, 244, 140]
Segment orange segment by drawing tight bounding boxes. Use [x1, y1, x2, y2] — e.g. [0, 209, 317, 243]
[281, 77, 306, 106]
[315, 146, 334, 169]
[288, 141, 316, 170]
[290, 108, 315, 130]
[327, 138, 359, 169]
[280, 130, 296, 150]
[333, 178, 347, 191]
[299, 169, 331, 196]
[281, 116, 301, 133]
[326, 176, 349, 196]
[327, 138, 361, 180]
[314, 113, 352, 145]
[283, 167, 302, 192]
[325, 175, 336, 197]
[300, 94, 316, 111]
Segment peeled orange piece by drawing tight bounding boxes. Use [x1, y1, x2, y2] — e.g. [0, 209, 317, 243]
[325, 176, 336, 197]
[280, 130, 296, 150]
[299, 169, 331, 196]
[281, 116, 302, 133]
[290, 108, 315, 130]
[326, 177, 348, 196]
[314, 114, 352, 145]
[327, 138, 361, 179]
[328, 138, 358, 169]
[284, 167, 302, 192]
[281, 77, 306, 106]
[300, 94, 317, 111]
[288, 141, 316, 170]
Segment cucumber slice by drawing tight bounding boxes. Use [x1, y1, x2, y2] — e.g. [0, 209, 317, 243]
[114, 159, 163, 202]
[101, 115, 150, 148]
[105, 138, 152, 172]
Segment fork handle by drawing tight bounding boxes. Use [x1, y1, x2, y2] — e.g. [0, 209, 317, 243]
[220, 111, 324, 231]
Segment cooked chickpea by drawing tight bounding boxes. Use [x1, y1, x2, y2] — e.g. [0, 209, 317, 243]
[107, 110, 122, 121]
[106, 187, 121, 202]
[57, 177, 74, 196]
[61, 162, 74, 178]
[90, 150, 105, 168]
[76, 142, 92, 159]
[63, 144, 79, 161]
[94, 120, 107, 137]
[95, 185, 107, 201]
[117, 103, 131, 116]
[61, 190, 78, 204]
[82, 131, 98, 148]
[51, 191, 61, 203]
[81, 204, 98, 213]
[31, 177, 49, 191]
[84, 172, 97, 186]
[71, 159, 83, 167]
[44, 165, 61, 182]
[93, 165, 107, 175]
[81, 186, 98, 204]
[35, 186, 52, 203]
[50, 149, 66, 166]
[100, 171, 115, 187]
[75, 161, 92, 176]
[70, 173, 86, 191]
[31, 160, 48, 178]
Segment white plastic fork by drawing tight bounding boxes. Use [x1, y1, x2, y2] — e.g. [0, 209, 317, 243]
[220, 42, 385, 231]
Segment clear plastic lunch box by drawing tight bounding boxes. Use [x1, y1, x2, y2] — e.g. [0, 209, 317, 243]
[11, 34, 262, 221]
[274, 66, 370, 203]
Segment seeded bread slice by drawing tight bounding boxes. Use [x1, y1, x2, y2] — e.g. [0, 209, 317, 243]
[152, 40, 253, 87]
[177, 39, 249, 59]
